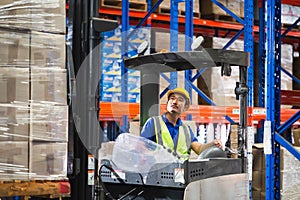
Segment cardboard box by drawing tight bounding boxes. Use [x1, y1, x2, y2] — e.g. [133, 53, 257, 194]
[280, 146, 300, 172]
[0, 0, 66, 34]
[255, 2, 300, 25]
[227, 0, 242, 17]
[0, 67, 29, 103]
[281, 4, 300, 25]
[152, 0, 170, 10]
[0, 103, 29, 141]
[252, 170, 265, 191]
[198, 37, 293, 107]
[252, 189, 261, 200]
[293, 128, 300, 146]
[29, 141, 67, 180]
[31, 31, 66, 69]
[200, 0, 227, 16]
[240, 0, 244, 18]
[31, 67, 67, 105]
[260, 192, 265, 200]
[280, 44, 293, 91]
[0, 28, 30, 66]
[252, 143, 264, 171]
[0, 29, 65, 68]
[0, 123, 29, 142]
[0, 141, 29, 180]
[252, 144, 300, 171]
[178, 0, 200, 17]
[30, 104, 68, 142]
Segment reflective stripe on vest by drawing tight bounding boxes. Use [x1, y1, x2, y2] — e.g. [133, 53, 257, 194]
[153, 116, 191, 160]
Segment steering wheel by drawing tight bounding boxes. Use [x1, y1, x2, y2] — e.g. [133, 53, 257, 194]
[198, 145, 227, 159]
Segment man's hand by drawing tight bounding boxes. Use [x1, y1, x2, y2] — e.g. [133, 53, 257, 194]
[191, 139, 223, 155]
[212, 139, 223, 149]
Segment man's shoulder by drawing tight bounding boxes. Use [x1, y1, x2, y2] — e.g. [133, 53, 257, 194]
[144, 116, 157, 126]
[148, 115, 164, 122]
[182, 120, 197, 134]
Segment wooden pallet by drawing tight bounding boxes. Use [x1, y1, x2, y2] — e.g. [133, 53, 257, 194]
[101, 0, 147, 12]
[0, 180, 70, 198]
[201, 14, 239, 23]
[282, 23, 300, 31]
[154, 6, 201, 18]
[180, 10, 201, 18]
[156, 7, 172, 15]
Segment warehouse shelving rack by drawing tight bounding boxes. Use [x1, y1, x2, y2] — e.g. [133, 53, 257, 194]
[257, 0, 300, 199]
[66, 0, 300, 199]
[99, 102, 300, 124]
[96, 0, 300, 200]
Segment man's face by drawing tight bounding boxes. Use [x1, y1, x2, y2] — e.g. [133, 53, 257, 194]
[167, 93, 187, 114]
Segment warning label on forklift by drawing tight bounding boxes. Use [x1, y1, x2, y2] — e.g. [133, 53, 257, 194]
[111, 170, 126, 180]
[88, 170, 95, 185]
[174, 168, 185, 184]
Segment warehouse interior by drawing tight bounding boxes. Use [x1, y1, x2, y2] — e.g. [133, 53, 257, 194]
[0, 0, 300, 199]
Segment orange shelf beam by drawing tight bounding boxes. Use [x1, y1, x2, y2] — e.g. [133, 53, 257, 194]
[99, 102, 300, 124]
[99, 7, 300, 39]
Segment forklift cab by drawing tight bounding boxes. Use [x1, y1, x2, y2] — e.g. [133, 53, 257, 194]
[99, 48, 250, 200]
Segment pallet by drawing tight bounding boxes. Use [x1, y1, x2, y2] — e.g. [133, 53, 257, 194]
[201, 14, 238, 23]
[101, 0, 147, 12]
[0, 180, 70, 198]
[282, 23, 300, 31]
[156, 7, 172, 15]
[155, 7, 201, 18]
[180, 10, 200, 18]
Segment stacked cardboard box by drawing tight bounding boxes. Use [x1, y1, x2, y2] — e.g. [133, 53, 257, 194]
[293, 58, 300, 90]
[0, 0, 65, 33]
[293, 128, 300, 146]
[0, 0, 67, 181]
[152, 0, 200, 17]
[252, 144, 300, 200]
[101, 25, 150, 103]
[254, 1, 300, 25]
[178, 0, 200, 18]
[229, 124, 239, 158]
[200, 0, 243, 18]
[196, 37, 293, 107]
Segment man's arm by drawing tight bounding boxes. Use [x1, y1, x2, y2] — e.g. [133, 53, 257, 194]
[191, 139, 223, 155]
[140, 117, 156, 142]
[185, 124, 222, 155]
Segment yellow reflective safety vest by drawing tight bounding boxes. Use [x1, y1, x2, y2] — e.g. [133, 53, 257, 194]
[152, 116, 191, 160]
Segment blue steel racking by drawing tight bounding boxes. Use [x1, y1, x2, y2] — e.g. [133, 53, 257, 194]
[119, 0, 254, 198]
[118, 0, 300, 199]
[259, 0, 300, 199]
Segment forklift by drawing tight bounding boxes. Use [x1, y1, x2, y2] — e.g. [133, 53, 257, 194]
[97, 46, 251, 199]
[68, 0, 250, 199]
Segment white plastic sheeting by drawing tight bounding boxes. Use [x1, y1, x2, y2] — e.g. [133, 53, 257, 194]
[112, 133, 182, 174]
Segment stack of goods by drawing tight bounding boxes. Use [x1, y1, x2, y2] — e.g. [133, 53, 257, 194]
[101, 25, 150, 103]
[0, 0, 68, 181]
[252, 144, 300, 199]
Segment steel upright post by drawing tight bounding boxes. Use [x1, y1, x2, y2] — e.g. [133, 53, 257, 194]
[265, 0, 281, 199]
[121, 0, 130, 132]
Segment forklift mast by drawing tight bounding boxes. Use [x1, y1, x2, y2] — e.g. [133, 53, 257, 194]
[67, 0, 117, 199]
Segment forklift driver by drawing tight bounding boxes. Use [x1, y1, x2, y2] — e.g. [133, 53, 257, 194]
[140, 87, 223, 160]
